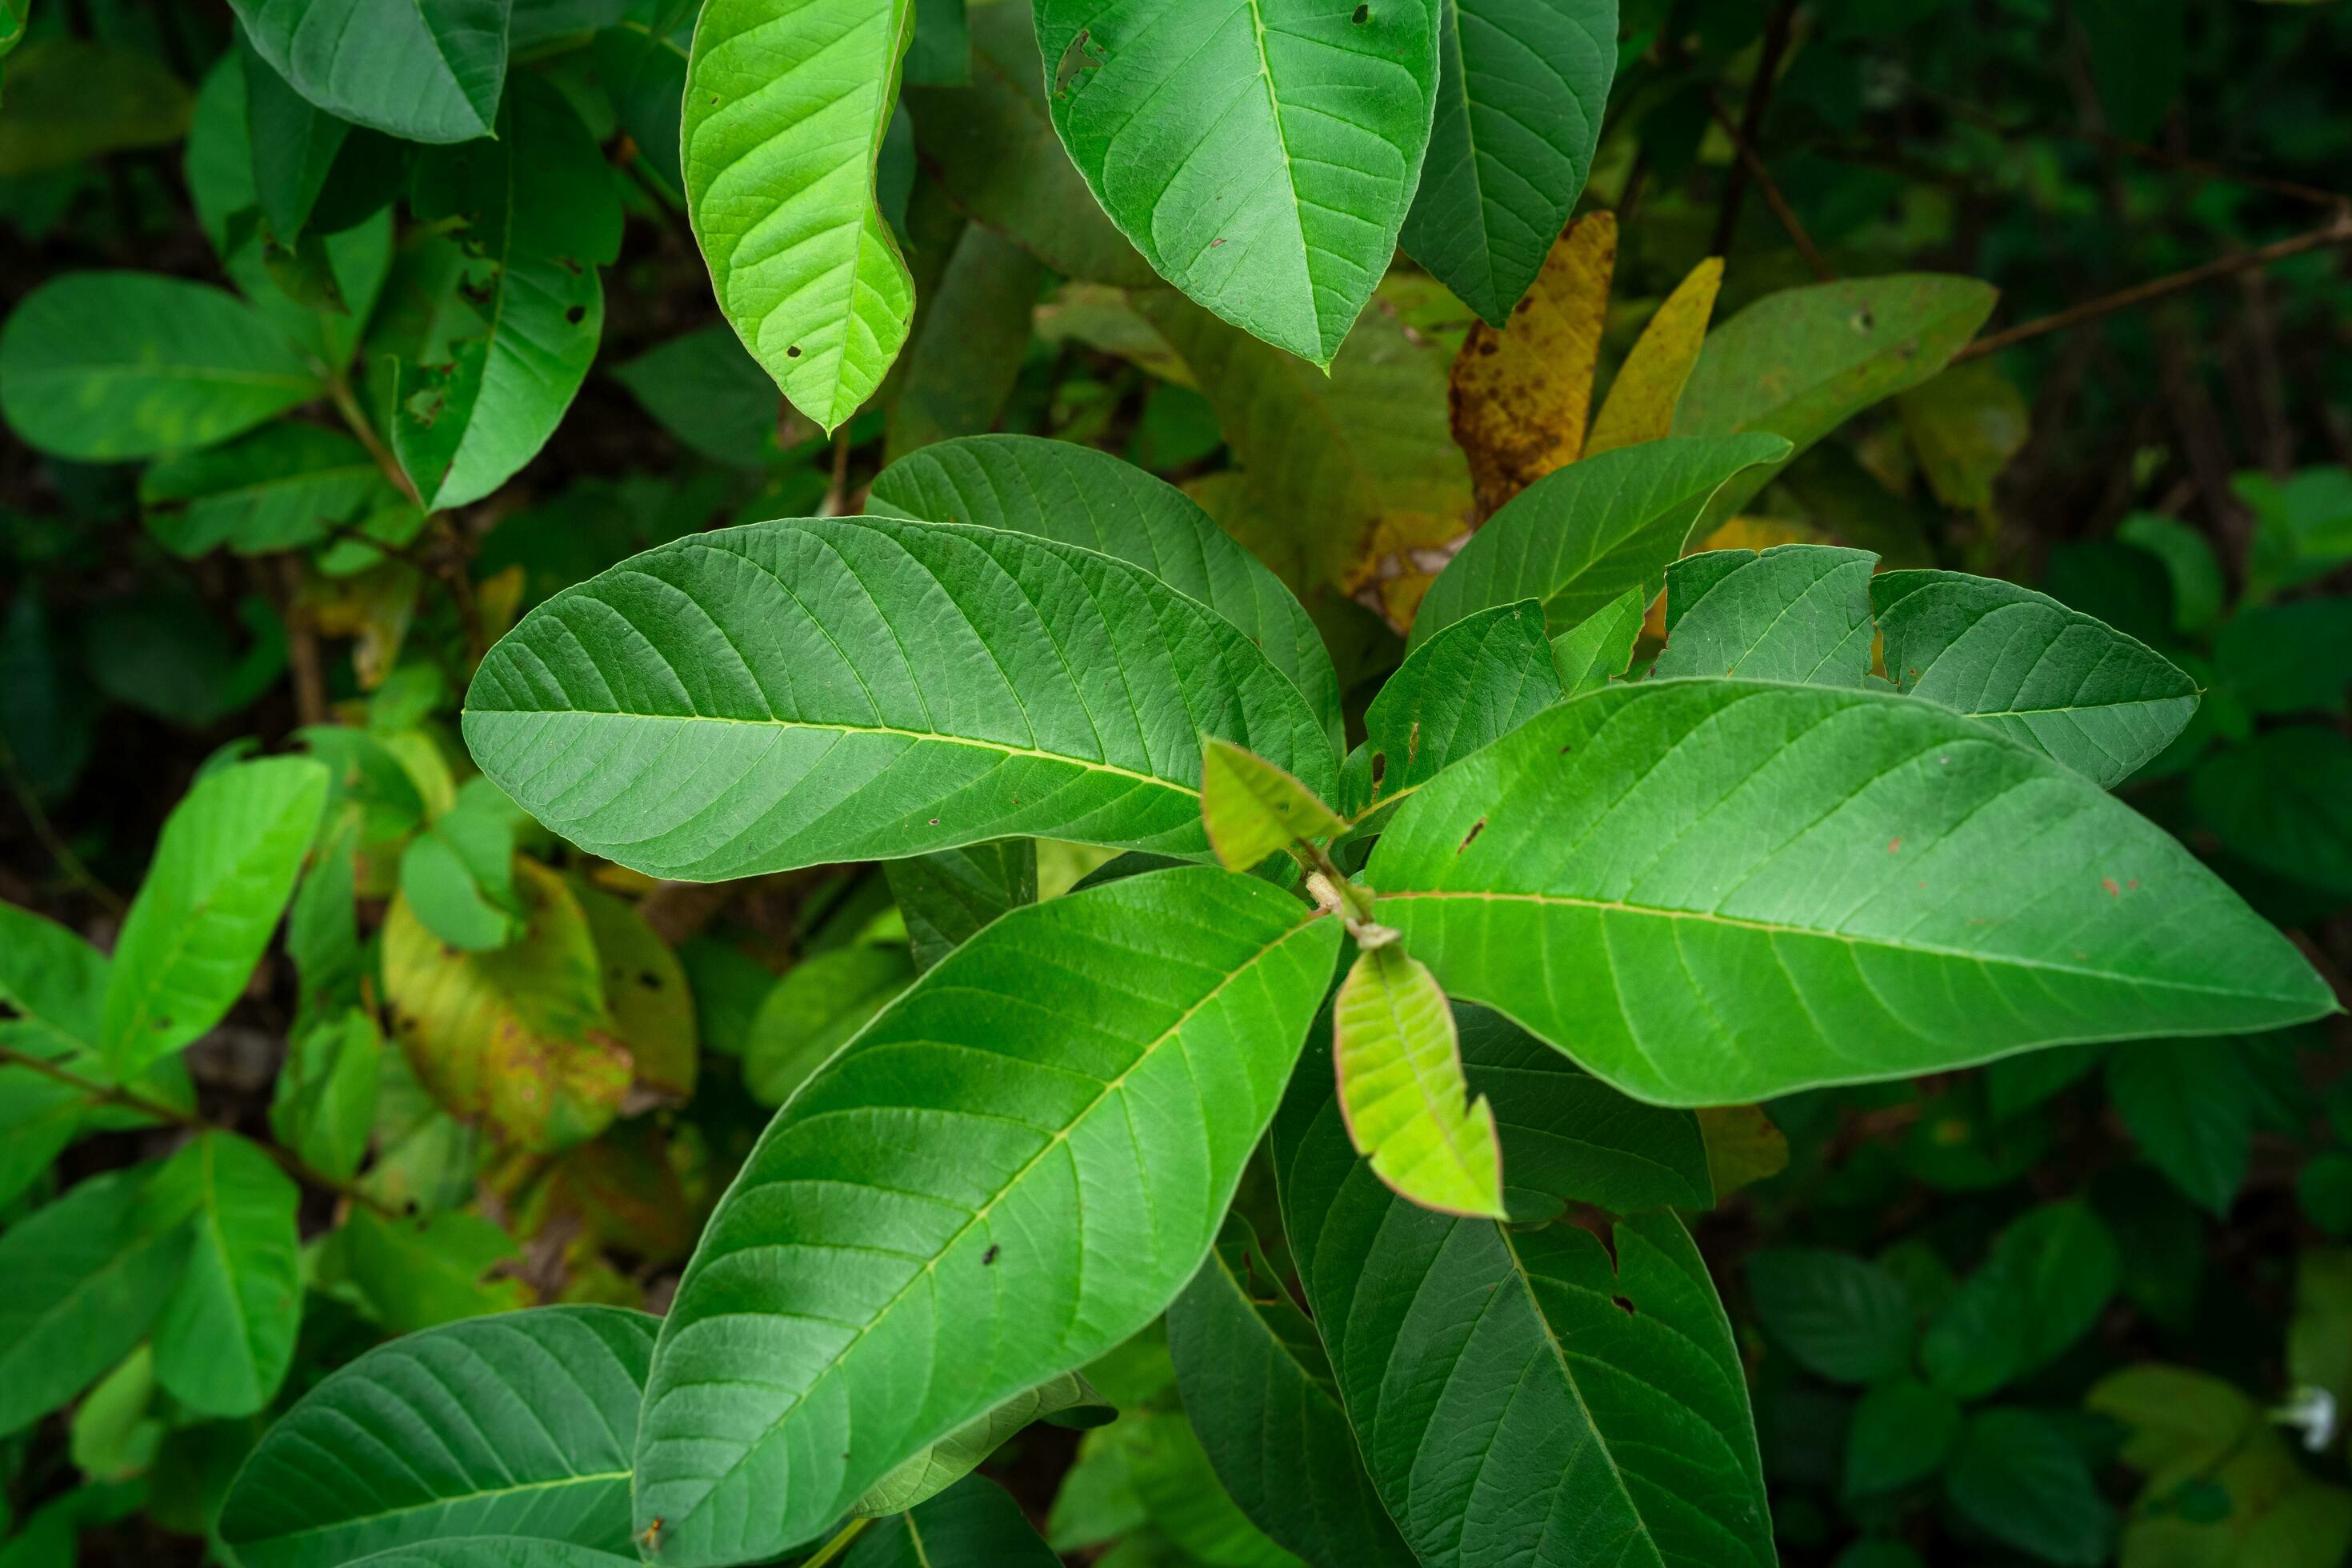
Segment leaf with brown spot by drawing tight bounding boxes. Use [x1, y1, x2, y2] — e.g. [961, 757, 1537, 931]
[572, 879, 698, 1103]
[1698, 1104, 1790, 1198]
[1587, 255, 1723, 457]
[1449, 213, 1614, 518]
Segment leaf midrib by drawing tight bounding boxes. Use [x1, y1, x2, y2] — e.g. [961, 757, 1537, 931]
[242, 1468, 634, 1555]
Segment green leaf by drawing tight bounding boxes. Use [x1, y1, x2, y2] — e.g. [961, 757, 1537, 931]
[855, 1376, 1108, 1516]
[1036, 0, 1438, 365]
[868, 434, 1343, 751]
[1672, 274, 1998, 526]
[1410, 434, 1792, 649]
[886, 224, 1046, 460]
[0, 1170, 195, 1436]
[899, 0, 1155, 286]
[1203, 738, 1343, 872]
[1400, 0, 1615, 326]
[2117, 512, 2225, 637]
[240, 39, 348, 240]
[1873, 570, 2199, 789]
[339, 1546, 642, 1568]
[101, 756, 330, 1080]
[574, 879, 698, 1102]
[2214, 600, 2352, 717]
[462, 515, 1336, 881]
[1337, 599, 1560, 827]
[1274, 1061, 1774, 1568]
[270, 1007, 381, 1182]
[884, 841, 1038, 972]
[0, 36, 188, 175]
[1461, 1002, 1711, 1215]
[397, 76, 619, 511]
[684, 0, 917, 431]
[1746, 1249, 1913, 1385]
[2191, 726, 2352, 899]
[1550, 584, 1646, 698]
[143, 1133, 302, 1419]
[140, 422, 388, 558]
[1166, 1217, 1416, 1568]
[0, 1065, 82, 1209]
[2106, 1040, 2254, 1217]
[845, 1475, 1062, 1567]
[1922, 1202, 2118, 1399]
[1363, 679, 2334, 1106]
[611, 323, 789, 469]
[1844, 1379, 1961, 1498]
[0, 273, 322, 461]
[218, 1306, 656, 1568]
[1943, 1408, 2114, 1566]
[1654, 544, 1878, 686]
[742, 942, 916, 1106]
[229, 0, 511, 144]
[0, 898, 108, 1062]
[1126, 1409, 1308, 1567]
[69, 1345, 162, 1483]
[334, 1207, 526, 1333]
[633, 866, 1339, 1566]
[1333, 942, 1505, 1218]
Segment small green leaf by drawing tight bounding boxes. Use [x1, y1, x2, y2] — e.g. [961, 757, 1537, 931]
[269, 1007, 381, 1182]
[1844, 1379, 1962, 1498]
[0, 1169, 195, 1437]
[1943, 1408, 2114, 1566]
[101, 755, 330, 1079]
[2117, 512, 2226, 636]
[610, 323, 789, 470]
[140, 422, 387, 559]
[1202, 738, 1343, 872]
[1035, 0, 1439, 365]
[1333, 942, 1505, 1218]
[884, 842, 1038, 973]
[218, 1306, 655, 1568]
[2214, 600, 2352, 717]
[855, 1375, 1109, 1517]
[338, 1546, 642, 1568]
[1166, 1217, 1417, 1568]
[331, 1207, 527, 1335]
[574, 879, 698, 1102]
[229, 0, 512, 144]
[633, 866, 1339, 1566]
[1549, 584, 1646, 697]
[886, 225, 1046, 460]
[144, 1133, 302, 1418]
[2107, 1040, 2255, 1217]
[240, 40, 347, 241]
[1654, 544, 1878, 686]
[1746, 1249, 1914, 1385]
[0, 273, 322, 461]
[1125, 1410, 1307, 1567]
[742, 942, 915, 1106]
[1410, 434, 1792, 648]
[1922, 1201, 2118, 1399]
[844, 1475, 1062, 1566]
[684, 0, 917, 430]
[2191, 726, 2352, 898]
[1874, 569, 2199, 788]
[69, 1345, 162, 1483]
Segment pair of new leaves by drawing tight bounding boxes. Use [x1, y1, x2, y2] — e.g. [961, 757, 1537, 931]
[379, 429, 2336, 1563]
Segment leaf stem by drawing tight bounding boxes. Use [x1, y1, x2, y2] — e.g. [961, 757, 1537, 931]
[797, 1516, 873, 1568]
[0, 1043, 402, 1219]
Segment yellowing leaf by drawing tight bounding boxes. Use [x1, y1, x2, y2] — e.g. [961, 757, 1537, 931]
[1897, 361, 2029, 509]
[1201, 738, 1342, 873]
[383, 858, 632, 1153]
[1334, 943, 1506, 1219]
[1587, 256, 1724, 457]
[1450, 211, 1615, 518]
[1698, 1104, 1790, 1198]
[573, 880, 698, 1103]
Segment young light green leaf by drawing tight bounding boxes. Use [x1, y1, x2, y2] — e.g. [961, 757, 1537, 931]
[1549, 583, 1646, 696]
[145, 1132, 302, 1418]
[868, 434, 1343, 752]
[899, 0, 1155, 286]
[101, 755, 330, 1080]
[0, 1170, 195, 1437]
[1746, 1249, 1913, 1384]
[1202, 738, 1343, 872]
[1274, 1062, 1774, 1568]
[1337, 600, 1560, 828]
[854, 1374, 1109, 1516]
[742, 942, 915, 1106]
[462, 516, 1336, 881]
[685, 0, 917, 431]
[633, 866, 1340, 1566]
[396, 76, 620, 511]
[1874, 569, 2200, 789]
[1654, 543, 1878, 686]
[1410, 434, 1792, 648]
[1671, 274, 1999, 526]
[140, 423, 388, 559]
[1365, 680, 2335, 1106]
[884, 841, 1038, 972]
[1035, 0, 1439, 366]
[1334, 942, 1506, 1218]
[0, 273, 322, 460]
[1400, 0, 1616, 327]
[1166, 1217, 1418, 1568]
[229, 0, 511, 144]
[843, 1476, 1062, 1566]
[218, 1306, 656, 1568]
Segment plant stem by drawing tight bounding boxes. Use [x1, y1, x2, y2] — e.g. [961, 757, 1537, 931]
[1705, 89, 1833, 282]
[1708, 0, 1798, 261]
[0, 1043, 401, 1219]
[797, 1517, 872, 1568]
[326, 372, 425, 513]
[0, 734, 127, 914]
[1954, 213, 2352, 362]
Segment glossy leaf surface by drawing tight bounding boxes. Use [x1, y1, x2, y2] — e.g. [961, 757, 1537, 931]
[463, 516, 1334, 881]
[1202, 738, 1342, 872]
[230, 0, 511, 143]
[633, 866, 1339, 1566]
[1654, 544, 1878, 686]
[883, 841, 1038, 971]
[1367, 679, 2334, 1105]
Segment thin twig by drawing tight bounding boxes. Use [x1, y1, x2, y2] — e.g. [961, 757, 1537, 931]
[821, 426, 855, 516]
[0, 1044, 401, 1218]
[1709, 0, 1798, 260]
[795, 1518, 872, 1568]
[0, 734, 126, 914]
[277, 555, 328, 728]
[1705, 90, 1834, 282]
[326, 373, 424, 513]
[1953, 214, 2352, 362]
